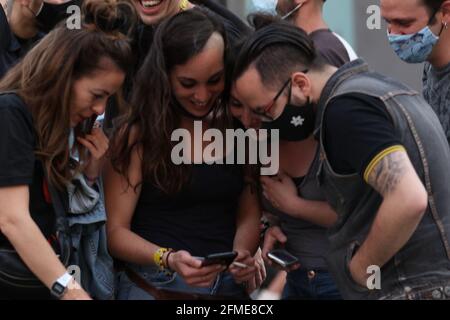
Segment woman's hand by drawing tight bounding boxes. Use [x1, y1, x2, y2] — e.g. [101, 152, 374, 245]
[168, 250, 226, 288]
[228, 249, 257, 285]
[261, 226, 300, 272]
[261, 171, 302, 216]
[243, 248, 267, 294]
[77, 126, 109, 182]
[61, 279, 92, 300]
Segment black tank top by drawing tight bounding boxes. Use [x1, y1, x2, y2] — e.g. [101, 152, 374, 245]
[131, 163, 244, 257]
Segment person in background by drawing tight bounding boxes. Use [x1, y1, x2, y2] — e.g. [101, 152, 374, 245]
[381, 0, 450, 145]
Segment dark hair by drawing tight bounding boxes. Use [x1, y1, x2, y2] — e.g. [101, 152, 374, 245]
[0, 0, 136, 189]
[111, 8, 231, 194]
[232, 14, 326, 91]
[423, 0, 445, 23]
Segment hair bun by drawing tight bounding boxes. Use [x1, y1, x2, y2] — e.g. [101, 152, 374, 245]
[248, 13, 282, 31]
[83, 0, 137, 36]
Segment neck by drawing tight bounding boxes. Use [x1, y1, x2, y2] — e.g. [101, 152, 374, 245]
[310, 65, 338, 103]
[428, 29, 450, 69]
[293, 4, 328, 34]
[280, 134, 317, 149]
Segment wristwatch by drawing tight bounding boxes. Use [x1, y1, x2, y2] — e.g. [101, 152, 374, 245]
[50, 272, 73, 299]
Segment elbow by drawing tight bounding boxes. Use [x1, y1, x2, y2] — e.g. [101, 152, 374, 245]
[406, 188, 428, 220]
[0, 213, 30, 240]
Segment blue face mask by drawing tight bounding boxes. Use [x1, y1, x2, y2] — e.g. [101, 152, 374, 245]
[388, 25, 440, 63]
[251, 0, 278, 15]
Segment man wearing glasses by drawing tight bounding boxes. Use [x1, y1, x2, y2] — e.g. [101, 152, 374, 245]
[231, 18, 450, 299]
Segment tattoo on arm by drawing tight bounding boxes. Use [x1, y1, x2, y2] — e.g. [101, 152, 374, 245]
[368, 151, 407, 196]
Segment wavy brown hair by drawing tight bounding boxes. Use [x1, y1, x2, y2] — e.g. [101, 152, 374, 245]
[0, 0, 136, 189]
[111, 8, 234, 194]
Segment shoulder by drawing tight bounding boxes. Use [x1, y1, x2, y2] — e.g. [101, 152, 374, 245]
[310, 29, 354, 67]
[0, 93, 34, 128]
[0, 7, 11, 50]
[323, 93, 393, 138]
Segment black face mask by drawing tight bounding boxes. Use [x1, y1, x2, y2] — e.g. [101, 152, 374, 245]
[262, 85, 316, 142]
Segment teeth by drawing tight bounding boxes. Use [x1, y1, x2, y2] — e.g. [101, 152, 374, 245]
[141, 0, 162, 8]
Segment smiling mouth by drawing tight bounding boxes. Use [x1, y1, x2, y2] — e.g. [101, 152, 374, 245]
[191, 100, 208, 108]
[139, 0, 163, 9]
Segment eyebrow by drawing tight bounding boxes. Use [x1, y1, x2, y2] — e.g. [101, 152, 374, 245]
[384, 17, 416, 25]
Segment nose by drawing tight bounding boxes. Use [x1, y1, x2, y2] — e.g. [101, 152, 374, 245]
[92, 99, 107, 116]
[242, 106, 254, 129]
[193, 85, 210, 103]
[388, 24, 406, 35]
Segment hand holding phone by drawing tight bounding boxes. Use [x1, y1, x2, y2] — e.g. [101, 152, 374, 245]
[267, 249, 299, 269]
[199, 251, 238, 267]
[80, 115, 98, 137]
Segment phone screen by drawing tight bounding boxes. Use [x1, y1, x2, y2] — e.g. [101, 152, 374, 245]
[80, 115, 98, 136]
[268, 249, 298, 267]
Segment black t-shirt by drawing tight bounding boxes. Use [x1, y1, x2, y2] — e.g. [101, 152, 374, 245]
[132, 164, 244, 257]
[322, 93, 402, 178]
[0, 7, 20, 79]
[0, 93, 55, 247]
[310, 29, 352, 68]
[36, 0, 83, 33]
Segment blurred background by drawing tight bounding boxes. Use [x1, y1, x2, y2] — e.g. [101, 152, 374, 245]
[217, 0, 424, 91]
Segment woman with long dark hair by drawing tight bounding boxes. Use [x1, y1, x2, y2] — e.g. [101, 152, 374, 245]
[105, 8, 261, 300]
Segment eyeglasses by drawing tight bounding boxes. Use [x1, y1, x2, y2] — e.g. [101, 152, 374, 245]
[254, 69, 309, 122]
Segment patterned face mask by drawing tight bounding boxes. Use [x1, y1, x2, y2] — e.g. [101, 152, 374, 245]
[251, 0, 278, 15]
[388, 25, 440, 64]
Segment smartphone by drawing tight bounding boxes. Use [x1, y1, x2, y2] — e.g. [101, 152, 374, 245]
[80, 115, 98, 137]
[200, 251, 238, 267]
[267, 249, 299, 268]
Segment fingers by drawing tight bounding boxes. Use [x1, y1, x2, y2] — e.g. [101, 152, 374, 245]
[262, 227, 287, 267]
[77, 128, 109, 160]
[271, 226, 287, 244]
[229, 252, 257, 283]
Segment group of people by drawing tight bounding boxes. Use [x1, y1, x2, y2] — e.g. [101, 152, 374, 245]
[0, 0, 449, 301]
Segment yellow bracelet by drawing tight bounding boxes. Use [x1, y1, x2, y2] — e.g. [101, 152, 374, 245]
[153, 248, 169, 270]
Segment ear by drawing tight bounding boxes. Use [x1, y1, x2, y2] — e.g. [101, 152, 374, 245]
[291, 71, 312, 97]
[442, 1, 450, 24]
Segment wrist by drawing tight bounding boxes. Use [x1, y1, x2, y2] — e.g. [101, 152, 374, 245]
[50, 272, 73, 299]
[290, 196, 305, 215]
[153, 247, 174, 273]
